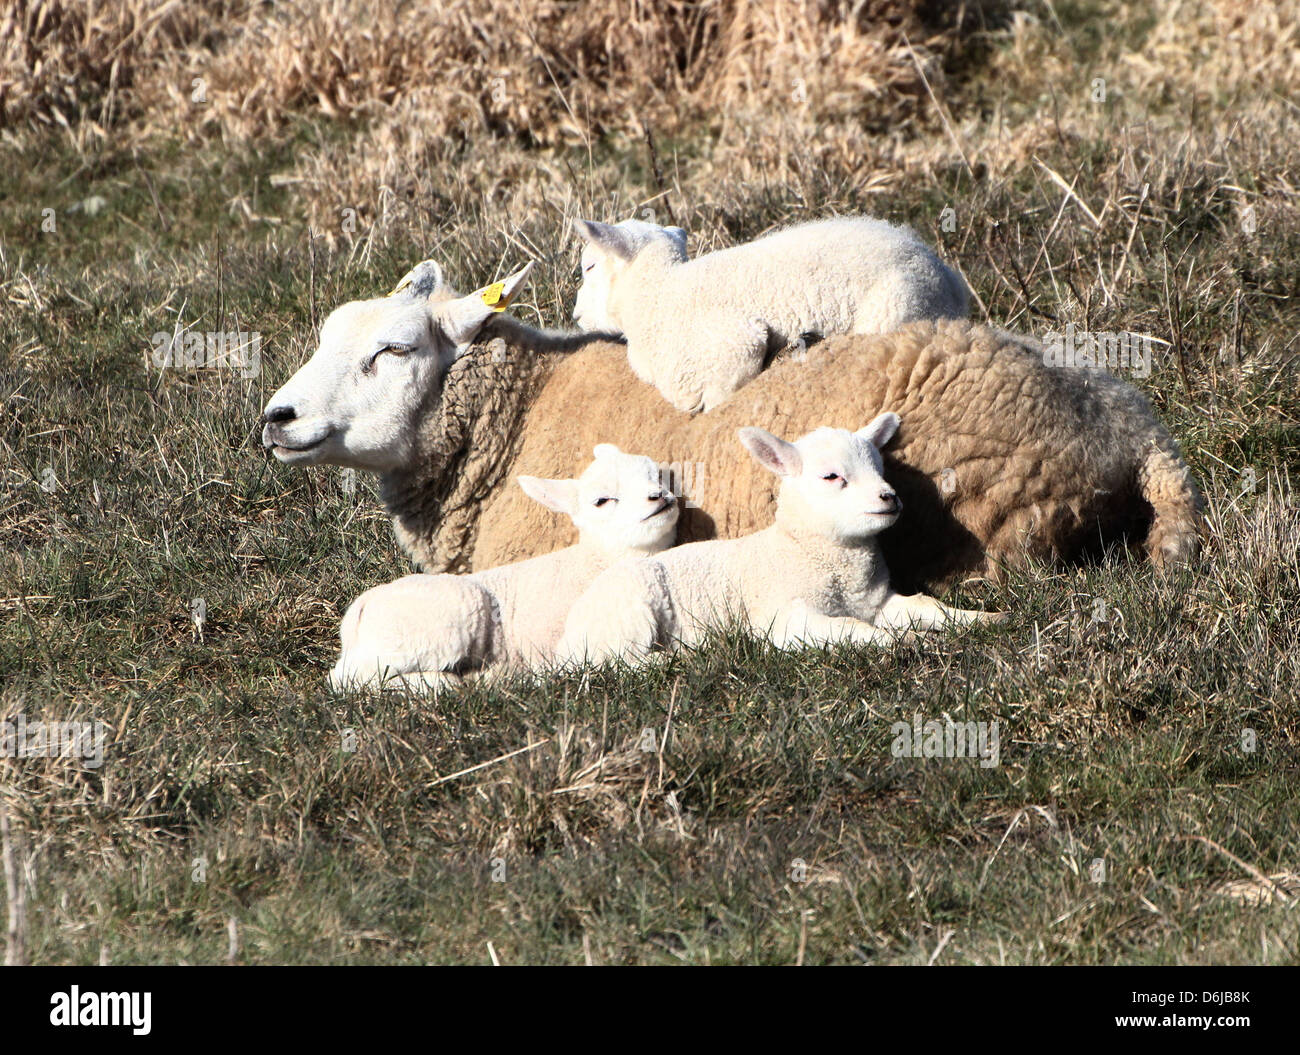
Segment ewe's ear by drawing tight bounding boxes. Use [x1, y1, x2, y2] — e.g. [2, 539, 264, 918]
[388, 259, 445, 300]
[576, 219, 637, 261]
[435, 262, 534, 357]
[855, 412, 901, 451]
[738, 427, 802, 478]
[518, 475, 579, 516]
[593, 443, 623, 461]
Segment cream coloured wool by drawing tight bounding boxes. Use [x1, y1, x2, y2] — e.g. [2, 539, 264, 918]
[572, 216, 969, 412]
[558, 418, 1001, 665]
[261, 262, 1202, 593]
[330, 444, 679, 691]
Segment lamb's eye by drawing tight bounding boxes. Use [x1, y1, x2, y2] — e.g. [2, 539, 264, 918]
[583, 262, 595, 273]
[822, 472, 841, 482]
[594, 497, 615, 508]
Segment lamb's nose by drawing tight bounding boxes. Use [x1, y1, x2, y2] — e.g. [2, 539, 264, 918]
[262, 405, 296, 425]
[649, 490, 673, 504]
[881, 489, 899, 506]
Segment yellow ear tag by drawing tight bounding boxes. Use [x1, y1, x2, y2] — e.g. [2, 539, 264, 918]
[387, 276, 413, 298]
[479, 281, 509, 312]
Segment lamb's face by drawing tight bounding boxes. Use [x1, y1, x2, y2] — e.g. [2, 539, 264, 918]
[261, 260, 532, 473]
[572, 218, 688, 332]
[739, 416, 903, 543]
[518, 444, 679, 556]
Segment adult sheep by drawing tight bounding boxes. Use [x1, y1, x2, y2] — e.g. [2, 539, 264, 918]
[261, 261, 1203, 593]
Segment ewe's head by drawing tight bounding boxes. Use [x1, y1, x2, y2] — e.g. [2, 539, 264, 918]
[572, 218, 688, 332]
[739, 414, 902, 542]
[261, 259, 532, 472]
[517, 444, 679, 555]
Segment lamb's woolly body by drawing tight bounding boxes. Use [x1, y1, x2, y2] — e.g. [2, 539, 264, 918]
[557, 421, 1001, 664]
[584, 217, 969, 412]
[564, 527, 897, 659]
[331, 544, 618, 688]
[333, 443, 677, 689]
[380, 318, 1201, 592]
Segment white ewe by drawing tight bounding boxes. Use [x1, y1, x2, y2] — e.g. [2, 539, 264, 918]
[331, 444, 679, 691]
[571, 216, 969, 412]
[557, 415, 1002, 666]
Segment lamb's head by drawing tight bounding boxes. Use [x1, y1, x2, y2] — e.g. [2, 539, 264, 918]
[517, 443, 679, 556]
[260, 259, 533, 472]
[572, 218, 688, 332]
[739, 414, 903, 543]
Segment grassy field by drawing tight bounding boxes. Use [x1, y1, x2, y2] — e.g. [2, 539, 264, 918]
[1, 0, 1298, 964]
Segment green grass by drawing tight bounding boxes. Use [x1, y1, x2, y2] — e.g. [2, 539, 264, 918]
[2, 11, 1299, 964]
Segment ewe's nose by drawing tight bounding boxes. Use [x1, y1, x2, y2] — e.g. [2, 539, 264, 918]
[262, 405, 296, 425]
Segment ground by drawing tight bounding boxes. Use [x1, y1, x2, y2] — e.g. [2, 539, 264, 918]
[0, 0, 1297, 964]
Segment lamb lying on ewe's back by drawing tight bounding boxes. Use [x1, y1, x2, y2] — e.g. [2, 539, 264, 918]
[571, 216, 969, 412]
[559, 417, 1002, 665]
[260, 257, 1202, 592]
[330, 444, 679, 691]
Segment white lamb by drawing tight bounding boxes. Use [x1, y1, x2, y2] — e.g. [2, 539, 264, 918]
[571, 216, 969, 413]
[557, 415, 1002, 665]
[331, 444, 679, 691]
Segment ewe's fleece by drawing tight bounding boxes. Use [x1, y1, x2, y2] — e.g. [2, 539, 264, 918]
[330, 444, 679, 689]
[572, 216, 969, 412]
[557, 418, 1000, 666]
[376, 318, 1200, 593]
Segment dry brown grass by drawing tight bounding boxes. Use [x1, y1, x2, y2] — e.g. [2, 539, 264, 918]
[3, 0, 979, 140]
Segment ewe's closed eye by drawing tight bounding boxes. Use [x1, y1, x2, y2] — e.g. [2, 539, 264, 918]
[362, 343, 413, 373]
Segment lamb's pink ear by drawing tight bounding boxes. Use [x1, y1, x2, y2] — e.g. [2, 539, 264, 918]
[855, 412, 901, 450]
[518, 475, 578, 516]
[436, 262, 534, 357]
[575, 219, 637, 261]
[738, 427, 802, 477]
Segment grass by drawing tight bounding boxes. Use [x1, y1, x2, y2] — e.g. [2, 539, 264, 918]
[0, 0, 1298, 964]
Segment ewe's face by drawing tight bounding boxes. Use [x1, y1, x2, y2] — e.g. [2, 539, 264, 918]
[261, 297, 448, 473]
[519, 445, 679, 555]
[261, 260, 531, 474]
[740, 416, 903, 543]
[572, 218, 688, 332]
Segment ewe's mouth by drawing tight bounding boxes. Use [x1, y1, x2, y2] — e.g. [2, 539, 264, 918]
[262, 423, 333, 460]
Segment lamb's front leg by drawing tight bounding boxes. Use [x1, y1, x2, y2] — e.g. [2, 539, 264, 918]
[875, 591, 1006, 632]
[766, 602, 911, 650]
[555, 562, 666, 666]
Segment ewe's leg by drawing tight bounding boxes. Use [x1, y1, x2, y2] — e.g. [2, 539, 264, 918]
[875, 592, 1006, 632]
[767, 603, 909, 650]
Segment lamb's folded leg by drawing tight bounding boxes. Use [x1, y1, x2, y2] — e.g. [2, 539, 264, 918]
[875, 592, 1006, 631]
[766, 603, 911, 649]
[698, 320, 771, 412]
[330, 575, 500, 691]
[556, 563, 667, 666]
